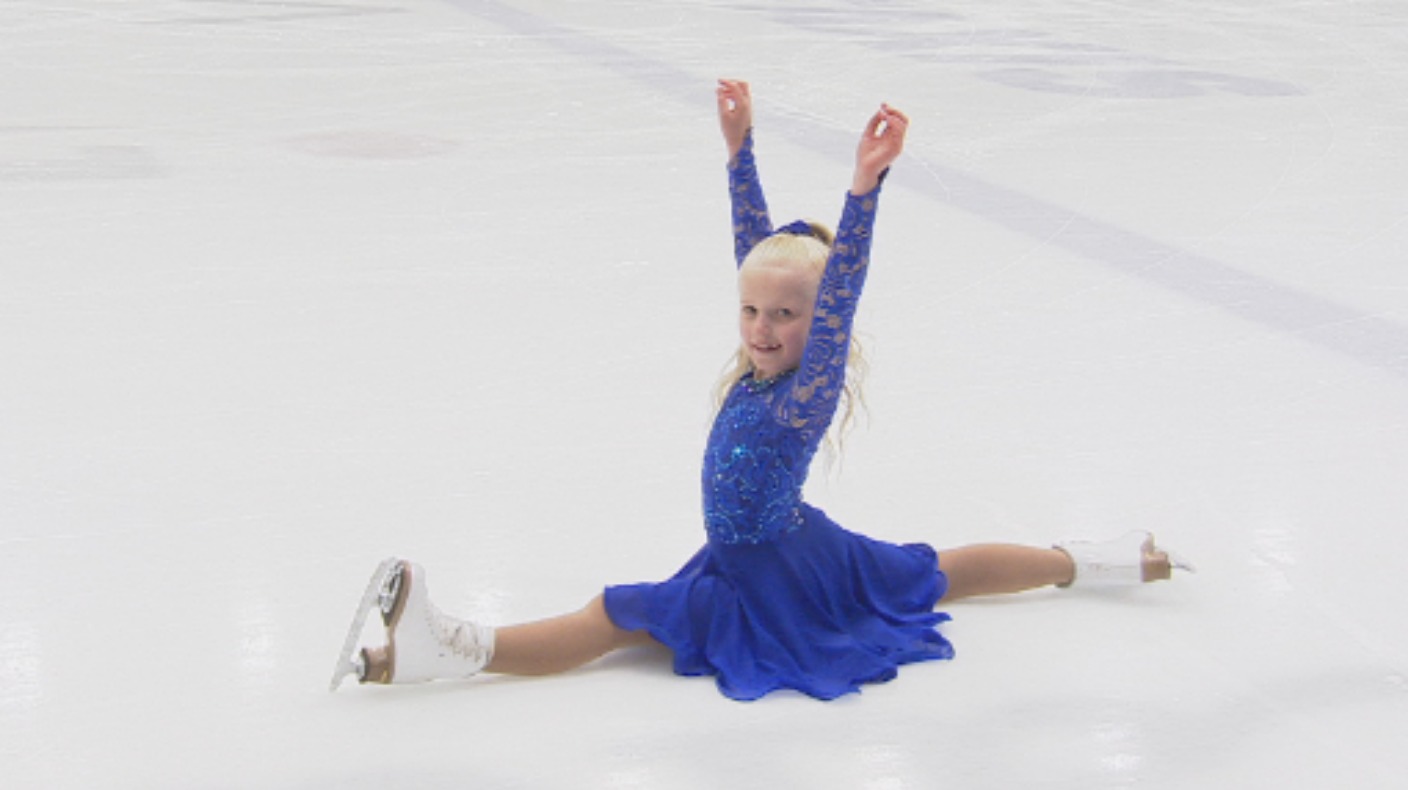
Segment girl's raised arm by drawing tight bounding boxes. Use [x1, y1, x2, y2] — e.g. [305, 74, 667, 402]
[722, 79, 772, 265]
[783, 104, 909, 433]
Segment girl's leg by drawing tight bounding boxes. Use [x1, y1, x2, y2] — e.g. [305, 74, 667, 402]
[939, 544, 1075, 601]
[355, 561, 658, 685]
[361, 596, 656, 680]
[486, 594, 659, 676]
[939, 536, 1183, 601]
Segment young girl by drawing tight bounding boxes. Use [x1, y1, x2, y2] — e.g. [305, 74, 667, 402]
[330, 79, 1193, 701]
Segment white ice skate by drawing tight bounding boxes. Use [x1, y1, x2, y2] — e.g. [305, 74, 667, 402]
[1055, 531, 1195, 587]
[329, 558, 494, 691]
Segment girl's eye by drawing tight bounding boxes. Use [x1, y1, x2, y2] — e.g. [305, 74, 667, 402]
[741, 306, 758, 317]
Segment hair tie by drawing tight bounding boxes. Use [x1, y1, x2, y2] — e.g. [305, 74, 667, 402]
[773, 220, 816, 238]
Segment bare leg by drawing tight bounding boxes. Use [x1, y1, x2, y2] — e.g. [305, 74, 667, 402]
[939, 544, 1075, 601]
[485, 594, 659, 676]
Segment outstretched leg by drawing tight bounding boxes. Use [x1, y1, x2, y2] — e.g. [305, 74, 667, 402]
[486, 594, 658, 676]
[939, 533, 1188, 601]
[939, 544, 1075, 601]
[346, 560, 661, 687]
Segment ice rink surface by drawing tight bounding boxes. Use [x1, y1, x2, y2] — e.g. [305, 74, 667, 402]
[3, 0, 1406, 787]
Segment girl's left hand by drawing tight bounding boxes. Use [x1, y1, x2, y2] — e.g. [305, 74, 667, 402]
[853, 103, 909, 195]
[716, 79, 753, 161]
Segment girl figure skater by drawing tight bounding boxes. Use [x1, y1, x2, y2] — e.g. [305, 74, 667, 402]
[330, 79, 1193, 701]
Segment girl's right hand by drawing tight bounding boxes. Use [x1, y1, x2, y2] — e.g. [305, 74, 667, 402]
[716, 79, 752, 160]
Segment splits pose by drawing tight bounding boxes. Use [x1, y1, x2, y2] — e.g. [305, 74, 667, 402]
[330, 80, 1193, 701]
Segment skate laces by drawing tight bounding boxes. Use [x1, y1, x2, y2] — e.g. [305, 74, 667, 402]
[378, 570, 403, 617]
[421, 597, 495, 665]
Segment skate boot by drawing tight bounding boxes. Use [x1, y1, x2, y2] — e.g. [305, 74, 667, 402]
[329, 559, 495, 690]
[1054, 531, 1195, 587]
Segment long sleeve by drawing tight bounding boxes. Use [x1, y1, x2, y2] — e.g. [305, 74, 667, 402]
[727, 130, 773, 266]
[779, 176, 885, 435]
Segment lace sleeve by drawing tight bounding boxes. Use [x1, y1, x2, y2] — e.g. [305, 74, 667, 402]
[779, 175, 886, 434]
[728, 130, 773, 267]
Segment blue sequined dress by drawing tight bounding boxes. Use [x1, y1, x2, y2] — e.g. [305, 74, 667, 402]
[603, 133, 953, 701]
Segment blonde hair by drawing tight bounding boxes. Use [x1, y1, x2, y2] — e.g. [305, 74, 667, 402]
[713, 220, 870, 462]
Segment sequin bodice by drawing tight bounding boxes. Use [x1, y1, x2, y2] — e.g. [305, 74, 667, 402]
[702, 132, 883, 545]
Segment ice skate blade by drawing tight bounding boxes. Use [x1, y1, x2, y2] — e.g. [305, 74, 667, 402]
[1148, 533, 1196, 578]
[329, 557, 400, 692]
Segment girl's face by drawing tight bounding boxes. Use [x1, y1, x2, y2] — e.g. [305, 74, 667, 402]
[737, 263, 817, 380]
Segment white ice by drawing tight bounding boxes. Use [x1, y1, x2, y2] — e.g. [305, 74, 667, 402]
[2, 1, 1406, 787]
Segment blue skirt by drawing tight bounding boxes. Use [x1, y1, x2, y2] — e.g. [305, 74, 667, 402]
[603, 504, 953, 701]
